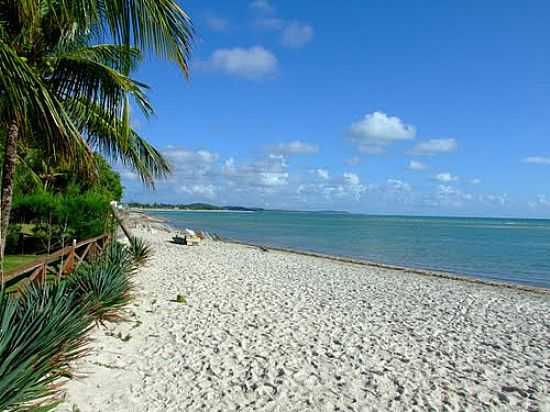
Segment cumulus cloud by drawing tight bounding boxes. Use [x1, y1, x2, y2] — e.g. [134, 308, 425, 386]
[435, 172, 459, 183]
[408, 160, 427, 171]
[349, 111, 416, 154]
[281, 22, 314, 48]
[480, 194, 508, 206]
[200, 46, 277, 79]
[471, 178, 481, 185]
[344, 172, 360, 186]
[161, 147, 219, 178]
[179, 184, 217, 199]
[523, 156, 550, 165]
[270, 140, 319, 156]
[435, 184, 472, 207]
[224, 155, 288, 188]
[249, 0, 274, 14]
[412, 138, 457, 156]
[386, 179, 412, 192]
[250, 1, 313, 48]
[315, 169, 329, 180]
[529, 195, 550, 209]
[205, 15, 228, 32]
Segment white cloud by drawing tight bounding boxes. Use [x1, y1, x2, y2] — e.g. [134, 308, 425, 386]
[281, 22, 314, 48]
[529, 195, 550, 209]
[342, 173, 367, 199]
[223, 155, 288, 188]
[471, 178, 481, 185]
[205, 15, 228, 32]
[120, 170, 138, 181]
[435, 172, 459, 183]
[162, 147, 218, 165]
[435, 184, 472, 207]
[408, 160, 427, 171]
[249, 0, 274, 14]
[270, 140, 319, 156]
[201, 46, 277, 79]
[386, 179, 412, 192]
[523, 156, 550, 165]
[315, 169, 329, 180]
[349, 111, 416, 154]
[412, 138, 457, 156]
[180, 184, 217, 199]
[343, 172, 360, 186]
[480, 194, 508, 206]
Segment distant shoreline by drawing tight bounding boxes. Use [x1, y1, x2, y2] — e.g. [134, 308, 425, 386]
[130, 208, 256, 213]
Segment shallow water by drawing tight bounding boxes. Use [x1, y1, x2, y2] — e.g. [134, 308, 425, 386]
[151, 211, 550, 288]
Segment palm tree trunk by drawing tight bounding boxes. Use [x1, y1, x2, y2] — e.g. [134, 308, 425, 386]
[0, 122, 19, 257]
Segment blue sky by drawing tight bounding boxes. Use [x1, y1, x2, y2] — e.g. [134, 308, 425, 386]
[123, 0, 550, 217]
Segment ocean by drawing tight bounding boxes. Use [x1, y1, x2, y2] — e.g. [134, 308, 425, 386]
[150, 211, 550, 289]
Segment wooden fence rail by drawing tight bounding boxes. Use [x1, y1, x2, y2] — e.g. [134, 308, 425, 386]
[1, 234, 110, 287]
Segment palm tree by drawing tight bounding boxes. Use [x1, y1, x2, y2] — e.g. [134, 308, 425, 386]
[0, 0, 193, 255]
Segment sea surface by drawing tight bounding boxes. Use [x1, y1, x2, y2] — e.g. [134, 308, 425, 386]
[150, 211, 550, 288]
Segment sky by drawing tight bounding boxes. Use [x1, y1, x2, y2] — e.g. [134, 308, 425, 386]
[122, 0, 550, 218]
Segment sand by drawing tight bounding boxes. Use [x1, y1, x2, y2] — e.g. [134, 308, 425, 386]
[58, 227, 550, 411]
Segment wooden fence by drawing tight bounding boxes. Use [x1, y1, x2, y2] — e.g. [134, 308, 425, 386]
[1, 234, 110, 288]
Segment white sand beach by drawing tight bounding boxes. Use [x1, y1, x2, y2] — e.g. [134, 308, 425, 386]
[58, 227, 550, 411]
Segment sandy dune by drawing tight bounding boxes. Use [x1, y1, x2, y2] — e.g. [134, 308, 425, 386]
[58, 228, 550, 411]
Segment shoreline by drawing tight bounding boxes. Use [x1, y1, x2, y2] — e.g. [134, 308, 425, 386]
[131, 208, 256, 213]
[139, 211, 549, 294]
[223, 238, 550, 295]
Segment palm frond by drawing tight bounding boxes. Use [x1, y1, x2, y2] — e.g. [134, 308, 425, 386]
[57, 0, 194, 76]
[66, 98, 171, 186]
[0, 36, 93, 168]
[49, 49, 152, 120]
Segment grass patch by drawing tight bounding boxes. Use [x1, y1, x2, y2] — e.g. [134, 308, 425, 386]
[2, 255, 38, 273]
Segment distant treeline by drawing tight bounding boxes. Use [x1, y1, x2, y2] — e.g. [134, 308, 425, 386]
[125, 202, 264, 212]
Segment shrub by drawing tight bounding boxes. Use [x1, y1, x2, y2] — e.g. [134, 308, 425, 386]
[9, 190, 113, 254]
[0, 283, 93, 411]
[128, 236, 153, 265]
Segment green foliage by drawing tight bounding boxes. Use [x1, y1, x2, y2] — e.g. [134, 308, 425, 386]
[0, 240, 139, 410]
[0, 283, 93, 411]
[4, 224, 23, 255]
[14, 151, 124, 202]
[9, 189, 112, 253]
[98, 241, 138, 275]
[66, 240, 137, 323]
[128, 236, 153, 265]
[68, 245, 135, 323]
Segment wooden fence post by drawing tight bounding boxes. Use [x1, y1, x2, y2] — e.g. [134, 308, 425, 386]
[61, 239, 77, 276]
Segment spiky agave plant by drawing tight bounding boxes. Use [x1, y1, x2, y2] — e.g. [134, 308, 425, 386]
[68, 241, 136, 323]
[0, 283, 94, 411]
[128, 236, 153, 265]
[101, 241, 138, 274]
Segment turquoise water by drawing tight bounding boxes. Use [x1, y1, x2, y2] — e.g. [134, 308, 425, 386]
[151, 211, 550, 288]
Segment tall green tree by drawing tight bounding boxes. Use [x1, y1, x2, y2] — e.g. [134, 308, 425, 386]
[0, 0, 194, 254]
